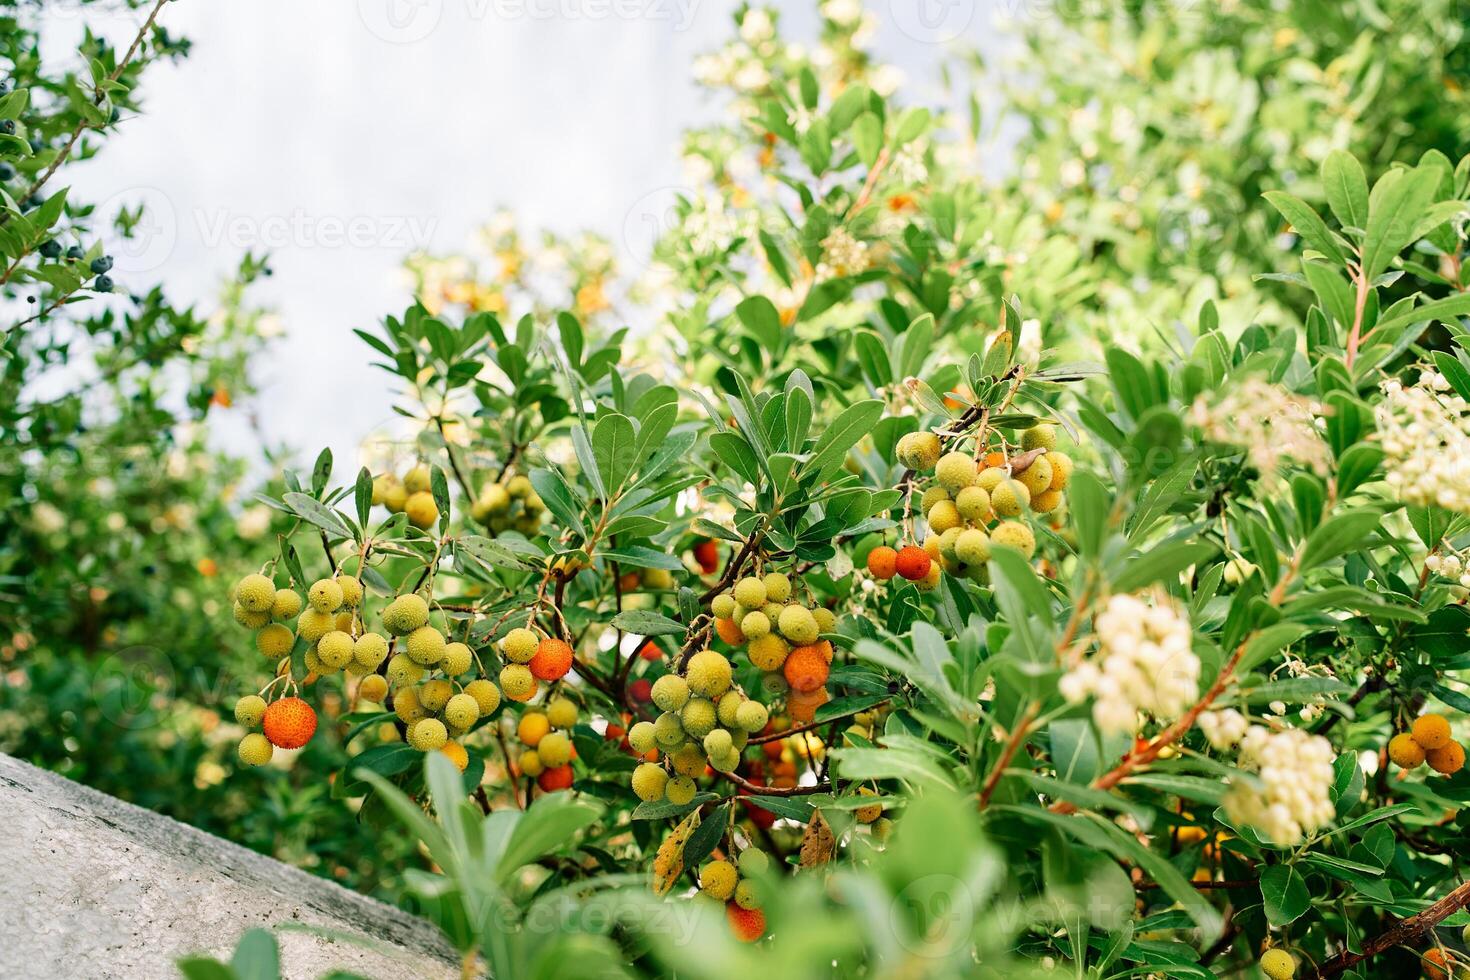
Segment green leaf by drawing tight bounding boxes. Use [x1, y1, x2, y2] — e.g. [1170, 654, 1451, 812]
[735, 295, 782, 353]
[354, 467, 373, 528]
[802, 399, 884, 483]
[680, 802, 730, 869]
[230, 929, 281, 980]
[1322, 150, 1369, 231]
[282, 493, 354, 541]
[497, 793, 604, 884]
[610, 610, 686, 636]
[592, 412, 637, 497]
[1362, 165, 1440, 278]
[1112, 541, 1218, 592]
[1263, 190, 1345, 264]
[176, 960, 238, 980]
[1300, 508, 1384, 570]
[1260, 865, 1309, 926]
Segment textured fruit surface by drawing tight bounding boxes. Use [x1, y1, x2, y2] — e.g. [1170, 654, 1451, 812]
[894, 545, 932, 581]
[238, 733, 273, 766]
[235, 574, 276, 613]
[1428, 739, 1466, 775]
[234, 695, 267, 728]
[530, 638, 574, 680]
[784, 644, 830, 693]
[262, 697, 317, 749]
[726, 902, 766, 942]
[700, 859, 738, 900]
[538, 765, 574, 791]
[500, 664, 536, 701]
[1412, 713, 1453, 750]
[1389, 732, 1426, 769]
[866, 545, 897, 579]
[687, 651, 733, 698]
[502, 627, 540, 663]
[439, 741, 469, 772]
[1259, 949, 1295, 980]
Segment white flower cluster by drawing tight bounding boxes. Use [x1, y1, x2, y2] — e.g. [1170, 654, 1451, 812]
[1377, 370, 1470, 513]
[817, 227, 870, 280]
[1059, 593, 1200, 735]
[1221, 725, 1337, 845]
[1189, 377, 1330, 479]
[1198, 708, 1249, 750]
[1425, 551, 1470, 587]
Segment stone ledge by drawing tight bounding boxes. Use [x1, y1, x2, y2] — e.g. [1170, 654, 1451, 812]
[0, 754, 459, 980]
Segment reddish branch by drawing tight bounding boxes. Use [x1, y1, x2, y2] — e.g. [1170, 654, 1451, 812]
[715, 768, 829, 797]
[1308, 878, 1470, 978]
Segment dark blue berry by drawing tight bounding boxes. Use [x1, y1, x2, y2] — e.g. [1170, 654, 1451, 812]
[94, 274, 114, 293]
[90, 256, 113, 275]
[38, 240, 60, 259]
[0, 120, 15, 136]
[0, 163, 13, 181]
[65, 246, 83, 261]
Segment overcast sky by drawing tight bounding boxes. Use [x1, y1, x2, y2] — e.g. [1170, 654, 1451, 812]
[56, 0, 1006, 472]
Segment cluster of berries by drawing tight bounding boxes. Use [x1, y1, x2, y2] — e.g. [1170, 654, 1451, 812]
[371, 464, 441, 530]
[1388, 713, 1467, 775]
[495, 626, 575, 704]
[230, 573, 322, 764]
[700, 848, 769, 942]
[512, 695, 580, 792]
[468, 474, 547, 536]
[710, 572, 835, 722]
[879, 423, 1072, 585]
[626, 650, 770, 805]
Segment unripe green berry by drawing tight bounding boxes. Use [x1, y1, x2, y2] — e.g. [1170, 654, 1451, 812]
[927, 500, 961, 533]
[711, 593, 738, 619]
[238, 733, 273, 766]
[464, 679, 501, 716]
[501, 627, 539, 664]
[955, 528, 991, 565]
[955, 486, 992, 523]
[445, 692, 480, 727]
[704, 728, 733, 758]
[716, 692, 743, 728]
[408, 718, 448, 751]
[651, 674, 691, 712]
[653, 711, 686, 748]
[632, 762, 668, 801]
[235, 695, 267, 728]
[235, 574, 276, 613]
[538, 731, 572, 767]
[812, 607, 836, 634]
[308, 578, 344, 613]
[777, 605, 819, 645]
[738, 847, 770, 876]
[270, 589, 303, 621]
[418, 679, 453, 713]
[735, 700, 769, 733]
[296, 608, 336, 644]
[547, 696, 578, 729]
[762, 572, 792, 603]
[317, 630, 354, 669]
[741, 610, 771, 639]
[990, 479, 1030, 518]
[681, 698, 717, 738]
[1017, 456, 1053, 497]
[405, 626, 446, 666]
[386, 653, 425, 687]
[442, 642, 473, 676]
[920, 486, 951, 515]
[990, 520, 1037, 559]
[734, 879, 760, 910]
[628, 721, 657, 754]
[354, 632, 389, 670]
[935, 452, 978, 494]
[665, 775, 697, 805]
[256, 623, 295, 658]
[382, 594, 430, 636]
[1020, 424, 1057, 452]
[733, 576, 768, 609]
[687, 651, 733, 698]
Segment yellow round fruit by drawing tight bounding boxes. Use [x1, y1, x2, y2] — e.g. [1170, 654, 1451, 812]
[632, 762, 667, 801]
[238, 733, 274, 766]
[308, 578, 344, 613]
[256, 623, 295, 659]
[935, 452, 978, 494]
[234, 574, 276, 613]
[1047, 451, 1074, 490]
[317, 630, 354, 669]
[403, 465, 432, 493]
[547, 697, 578, 729]
[1020, 424, 1057, 452]
[1017, 456, 1053, 497]
[927, 500, 962, 534]
[405, 626, 447, 666]
[518, 749, 544, 777]
[687, 651, 734, 698]
[464, 679, 502, 716]
[442, 642, 473, 676]
[538, 731, 572, 767]
[235, 694, 267, 728]
[748, 633, 790, 671]
[700, 859, 738, 901]
[990, 520, 1037, 559]
[1389, 732, 1427, 769]
[353, 632, 389, 670]
[409, 718, 449, 751]
[777, 606, 819, 645]
[1259, 948, 1295, 980]
[404, 491, 439, 530]
[991, 479, 1031, 518]
[386, 654, 425, 687]
[394, 686, 427, 724]
[359, 675, 389, 703]
[501, 627, 539, 664]
[418, 679, 453, 713]
[270, 590, 303, 621]
[337, 576, 363, 608]
[1412, 713, 1453, 751]
[1428, 739, 1466, 775]
[955, 486, 992, 523]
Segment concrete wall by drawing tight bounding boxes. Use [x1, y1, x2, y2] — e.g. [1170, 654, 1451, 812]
[0, 754, 460, 980]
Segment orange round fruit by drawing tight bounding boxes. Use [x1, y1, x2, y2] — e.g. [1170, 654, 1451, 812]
[529, 638, 574, 681]
[714, 617, 746, 645]
[726, 902, 766, 942]
[894, 545, 932, 582]
[694, 539, 720, 574]
[866, 545, 897, 580]
[262, 697, 317, 749]
[784, 644, 831, 694]
[1412, 713, 1453, 751]
[1427, 740, 1466, 776]
[639, 640, 663, 661]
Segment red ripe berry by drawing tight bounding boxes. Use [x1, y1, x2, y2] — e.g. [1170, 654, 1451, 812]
[693, 539, 719, 574]
[894, 545, 932, 582]
[638, 639, 662, 661]
[726, 902, 766, 942]
[629, 678, 652, 703]
[529, 638, 574, 681]
[866, 545, 898, 580]
[262, 696, 317, 749]
[537, 765, 574, 792]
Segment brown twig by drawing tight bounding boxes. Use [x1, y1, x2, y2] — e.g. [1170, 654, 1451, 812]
[1309, 878, 1470, 978]
[977, 701, 1040, 809]
[716, 769, 829, 797]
